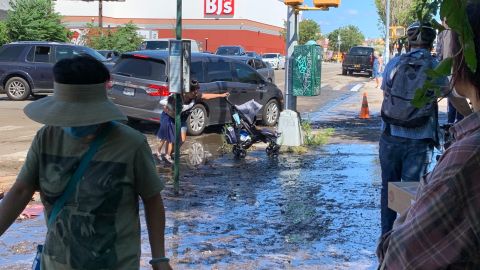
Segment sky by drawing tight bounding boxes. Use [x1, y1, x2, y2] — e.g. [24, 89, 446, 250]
[301, 0, 383, 39]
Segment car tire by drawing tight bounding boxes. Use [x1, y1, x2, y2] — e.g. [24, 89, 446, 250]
[187, 104, 208, 136]
[262, 99, 280, 126]
[348, 70, 353, 75]
[342, 69, 347, 75]
[5, 77, 31, 101]
[368, 71, 373, 78]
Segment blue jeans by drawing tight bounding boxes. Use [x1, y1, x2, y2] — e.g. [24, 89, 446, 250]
[379, 133, 434, 235]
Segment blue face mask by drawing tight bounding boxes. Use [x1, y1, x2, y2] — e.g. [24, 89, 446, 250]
[63, 124, 100, 138]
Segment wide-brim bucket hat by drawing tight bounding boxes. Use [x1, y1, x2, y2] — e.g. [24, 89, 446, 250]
[24, 82, 127, 127]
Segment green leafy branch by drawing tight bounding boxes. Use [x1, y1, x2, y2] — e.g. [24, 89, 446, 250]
[412, 0, 477, 108]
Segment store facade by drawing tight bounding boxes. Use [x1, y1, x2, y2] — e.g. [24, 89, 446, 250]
[56, 0, 287, 54]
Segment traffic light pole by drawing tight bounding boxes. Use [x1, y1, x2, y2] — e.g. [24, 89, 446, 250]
[284, 6, 299, 111]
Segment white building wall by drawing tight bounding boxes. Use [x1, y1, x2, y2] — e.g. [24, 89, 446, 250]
[54, 0, 286, 28]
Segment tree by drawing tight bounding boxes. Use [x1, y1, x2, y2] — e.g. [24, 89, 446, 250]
[327, 25, 365, 53]
[299, 19, 321, 45]
[374, 0, 423, 33]
[0, 22, 10, 46]
[86, 22, 143, 53]
[6, 0, 68, 42]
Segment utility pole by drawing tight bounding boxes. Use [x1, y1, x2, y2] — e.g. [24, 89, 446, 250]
[284, 6, 299, 111]
[98, 0, 103, 28]
[173, 0, 182, 195]
[385, 0, 390, 64]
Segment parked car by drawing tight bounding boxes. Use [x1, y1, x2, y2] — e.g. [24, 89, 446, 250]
[342, 46, 375, 77]
[0, 41, 111, 100]
[139, 39, 200, 52]
[108, 51, 284, 135]
[98, 50, 120, 62]
[262, 53, 285, 70]
[228, 56, 275, 83]
[215, 46, 246, 56]
[245, 51, 261, 59]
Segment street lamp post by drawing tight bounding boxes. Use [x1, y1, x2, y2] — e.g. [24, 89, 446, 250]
[337, 34, 341, 63]
[385, 0, 391, 64]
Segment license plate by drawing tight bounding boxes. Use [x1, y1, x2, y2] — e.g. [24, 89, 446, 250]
[123, 87, 135, 96]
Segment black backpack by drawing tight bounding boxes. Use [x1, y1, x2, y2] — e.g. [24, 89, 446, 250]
[381, 52, 437, 128]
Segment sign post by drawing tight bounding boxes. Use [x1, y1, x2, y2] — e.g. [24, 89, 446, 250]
[173, 0, 183, 195]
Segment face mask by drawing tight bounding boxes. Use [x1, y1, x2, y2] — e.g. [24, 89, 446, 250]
[63, 124, 100, 138]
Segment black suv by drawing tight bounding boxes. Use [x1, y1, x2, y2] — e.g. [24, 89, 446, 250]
[108, 51, 284, 135]
[0, 41, 111, 100]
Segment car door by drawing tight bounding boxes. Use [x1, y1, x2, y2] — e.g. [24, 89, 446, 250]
[203, 59, 235, 125]
[26, 45, 54, 90]
[232, 62, 266, 106]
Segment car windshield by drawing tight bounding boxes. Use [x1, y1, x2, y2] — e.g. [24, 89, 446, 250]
[98, 50, 110, 57]
[262, 54, 278, 59]
[141, 41, 169, 50]
[349, 47, 372, 55]
[78, 47, 108, 62]
[216, 47, 241, 56]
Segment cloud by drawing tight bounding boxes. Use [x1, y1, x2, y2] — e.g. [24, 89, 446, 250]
[346, 9, 359, 16]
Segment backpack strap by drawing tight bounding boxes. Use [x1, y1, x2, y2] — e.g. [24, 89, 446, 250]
[47, 123, 112, 227]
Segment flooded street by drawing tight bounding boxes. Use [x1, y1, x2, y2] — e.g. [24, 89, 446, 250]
[0, 132, 383, 269]
[0, 68, 392, 269]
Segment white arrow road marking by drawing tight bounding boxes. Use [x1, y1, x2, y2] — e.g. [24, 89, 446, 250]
[350, 83, 364, 92]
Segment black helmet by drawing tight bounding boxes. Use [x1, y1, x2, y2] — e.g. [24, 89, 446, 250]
[407, 21, 436, 47]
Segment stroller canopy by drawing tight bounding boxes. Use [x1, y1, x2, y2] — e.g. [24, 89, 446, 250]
[235, 99, 263, 125]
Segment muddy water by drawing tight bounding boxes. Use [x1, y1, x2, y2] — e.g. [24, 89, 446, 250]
[0, 136, 381, 270]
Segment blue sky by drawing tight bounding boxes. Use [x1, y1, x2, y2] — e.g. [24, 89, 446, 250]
[301, 0, 383, 39]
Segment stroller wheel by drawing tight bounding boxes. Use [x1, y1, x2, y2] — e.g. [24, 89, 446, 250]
[233, 146, 247, 159]
[266, 143, 280, 157]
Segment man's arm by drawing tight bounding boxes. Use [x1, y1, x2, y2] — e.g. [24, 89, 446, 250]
[0, 180, 35, 236]
[143, 193, 172, 270]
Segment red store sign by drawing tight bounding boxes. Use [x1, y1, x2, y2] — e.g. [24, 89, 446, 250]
[204, 0, 235, 16]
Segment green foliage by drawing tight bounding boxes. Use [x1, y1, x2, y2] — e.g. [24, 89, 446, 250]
[86, 22, 143, 53]
[411, 0, 477, 108]
[299, 19, 321, 45]
[301, 121, 335, 146]
[0, 22, 10, 46]
[374, 0, 423, 33]
[327, 25, 365, 53]
[6, 0, 68, 42]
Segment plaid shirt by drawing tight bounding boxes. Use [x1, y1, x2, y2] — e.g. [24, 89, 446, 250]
[377, 111, 480, 269]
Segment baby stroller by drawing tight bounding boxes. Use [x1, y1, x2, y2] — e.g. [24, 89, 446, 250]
[224, 97, 280, 158]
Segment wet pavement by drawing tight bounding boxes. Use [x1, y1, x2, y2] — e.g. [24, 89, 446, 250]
[0, 81, 385, 270]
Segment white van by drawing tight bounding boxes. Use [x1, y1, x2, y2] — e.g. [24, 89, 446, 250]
[139, 39, 200, 52]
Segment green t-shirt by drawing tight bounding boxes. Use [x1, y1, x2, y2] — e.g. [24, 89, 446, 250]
[18, 122, 164, 270]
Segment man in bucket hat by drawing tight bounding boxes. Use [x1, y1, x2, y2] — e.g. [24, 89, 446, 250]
[0, 56, 172, 270]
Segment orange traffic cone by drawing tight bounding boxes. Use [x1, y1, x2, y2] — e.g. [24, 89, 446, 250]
[359, 92, 370, 119]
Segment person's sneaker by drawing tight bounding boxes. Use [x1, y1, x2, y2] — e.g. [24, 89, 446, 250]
[163, 154, 174, 165]
[152, 153, 162, 164]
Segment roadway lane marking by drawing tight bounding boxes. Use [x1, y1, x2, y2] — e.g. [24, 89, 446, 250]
[350, 83, 364, 92]
[0, 126, 23, 131]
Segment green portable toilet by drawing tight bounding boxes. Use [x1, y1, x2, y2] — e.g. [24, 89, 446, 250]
[292, 43, 322, 96]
